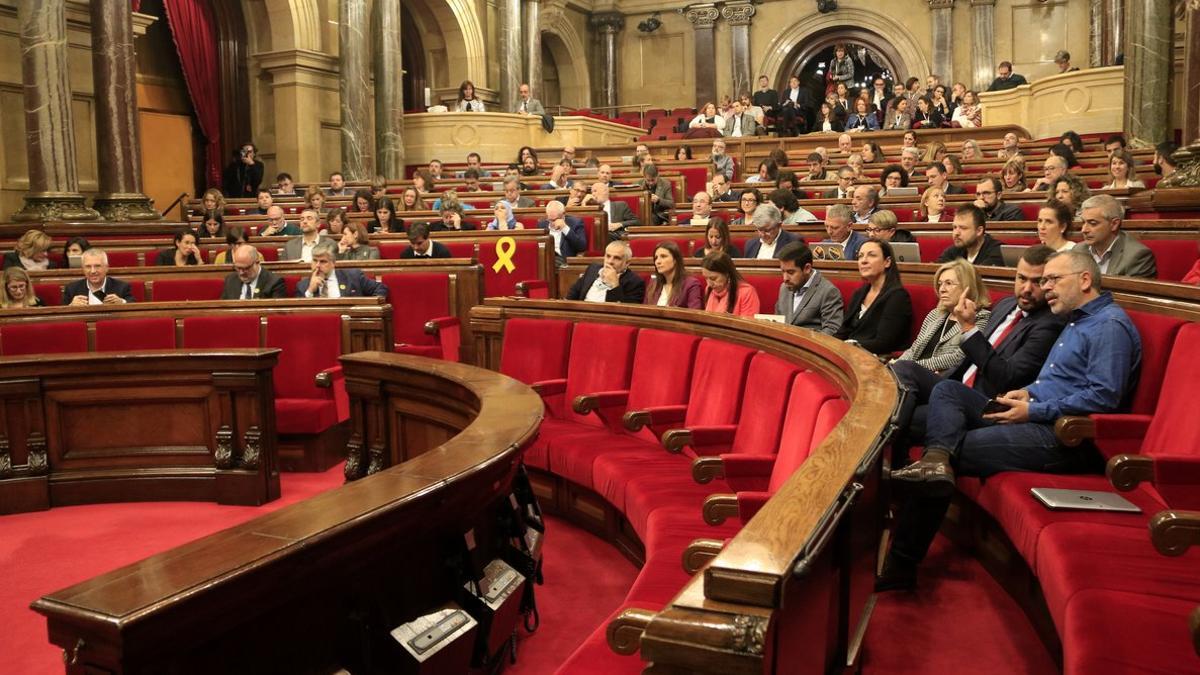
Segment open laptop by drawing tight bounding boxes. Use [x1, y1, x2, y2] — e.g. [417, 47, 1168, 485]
[1000, 244, 1029, 267]
[886, 186, 919, 197]
[890, 242, 921, 263]
[1030, 487, 1141, 513]
[68, 255, 83, 269]
[811, 243, 846, 261]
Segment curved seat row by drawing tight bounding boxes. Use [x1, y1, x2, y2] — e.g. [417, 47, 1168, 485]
[493, 315, 853, 672]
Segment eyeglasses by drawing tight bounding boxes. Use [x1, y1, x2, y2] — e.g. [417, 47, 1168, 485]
[864, 226, 894, 235]
[1040, 271, 1084, 287]
[936, 279, 960, 289]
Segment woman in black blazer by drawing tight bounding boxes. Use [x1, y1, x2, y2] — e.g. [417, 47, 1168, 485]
[155, 229, 204, 266]
[836, 240, 913, 355]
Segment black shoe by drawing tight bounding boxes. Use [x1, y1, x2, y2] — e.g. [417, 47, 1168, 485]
[890, 456, 956, 498]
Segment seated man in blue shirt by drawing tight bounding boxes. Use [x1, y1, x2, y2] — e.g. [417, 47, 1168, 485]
[879, 248, 1141, 591]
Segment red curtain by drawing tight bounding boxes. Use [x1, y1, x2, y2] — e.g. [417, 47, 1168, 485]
[162, 0, 222, 187]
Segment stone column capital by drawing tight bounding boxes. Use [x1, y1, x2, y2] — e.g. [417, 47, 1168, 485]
[590, 11, 625, 33]
[721, 2, 756, 25]
[969, 0, 996, 6]
[928, 0, 955, 8]
[685, 4, 721, 28]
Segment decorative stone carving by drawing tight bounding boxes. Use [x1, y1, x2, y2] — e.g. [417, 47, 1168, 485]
[1160, 142, 1200, 187]
[13, 195, 100, 222]
[214, 426, 235, 470]
[92, 195, 160, 221]
[928, 0, 956, 7]
[685, 4, 721, 27]
[721, 2, 756, 25]
[730, 614, 768, 655]
[0, 436, 12, 478]
[241, 427, 262, 470]
[589, 11, 625, 32]
[367, 442, 387, 475]
[344, 433, 365, 481]
[27, 433, 48, 476]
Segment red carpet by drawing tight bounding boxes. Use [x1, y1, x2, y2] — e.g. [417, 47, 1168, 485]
[0, 466, 344, 674]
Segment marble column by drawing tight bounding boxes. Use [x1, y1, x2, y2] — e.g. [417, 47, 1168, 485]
[969, 0, 996, 93]
[90, 0, 158, 220]
[524, 0, 542, 101]
[686, 4, 720, 107]
[1122, 0, 1172, 147]
[1182, 1, 1200, 146]
[14, 0, 99, 221]
[340, 0, 371, 181]
[929, 0, 955, 85]
[590, 13, 624, 112]
[373, 0, 404, 178]
[721, 2, 755, 98]
[499, 0, 523, 113]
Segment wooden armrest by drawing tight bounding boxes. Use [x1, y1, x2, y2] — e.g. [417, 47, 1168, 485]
[606, 607, 656, 655]
[621, 405, 687, 432]
[1150, 510, 1200, 557]
[682, 538, 724, 574]
[703, 493, 739, 526]
[1106, 453, 1154, 492]
[530, 378, 567, 396]
[314, 366, 342, 388]
[1054, 415, 1095, 447]
[574, 391, 630, 414]
[424, 316, 460, 335]
[692, 456, 724, 484]
[515, 280, 549, 298]
[661, 428, 692, 453]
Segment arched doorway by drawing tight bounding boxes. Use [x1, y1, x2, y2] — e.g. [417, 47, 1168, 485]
[774, 29, 903, 101]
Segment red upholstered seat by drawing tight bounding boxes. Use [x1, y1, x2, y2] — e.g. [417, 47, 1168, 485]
[106, 250, 142, 267]
[182, 315, 261, 348]
[499, 318, 573, 385]
[0, 321, 88, 355]
[33, 283, 62, 306]
[1124, 311, 1185, 415]
[476, 239, 543, 297]
[917, 236, 954, 262]
[443, 242, 475, 258]
[94, 318, 176, 351]
[150, 278, 225, 302]
[555, 602, 659, 674]
[1063, 589, 1200, 675]
[906, 285, 939, 345]
[381, 273, 457, 360]
[377, 242, 406, 259]
[830, 278, 859, 307]
[741, 274, 781, 310]
[1141, 239, 1200, 281]
[125, 280, 146, 302]
[266, 314, 346, 434]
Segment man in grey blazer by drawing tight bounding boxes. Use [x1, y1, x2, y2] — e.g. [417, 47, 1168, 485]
[721, 100, 758, 138]
[283, 209, 332, 262]
[514, 84, 546, 115]
[775, 242, 843, 335]
[1074, 194, 1157, 279]
[585, 182, 639, 240]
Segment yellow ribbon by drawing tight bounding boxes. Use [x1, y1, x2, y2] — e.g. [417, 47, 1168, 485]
[493, 236, 517, 273]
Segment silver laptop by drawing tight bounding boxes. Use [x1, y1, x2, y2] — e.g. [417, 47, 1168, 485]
[887, 186, 919, 197]
[1030, 488, 1141, 513]
[68, 255, 82, 268]
[1000, 244, 1029, 267]
[811, 242, 846, 261]
[890, 242, 921, 263]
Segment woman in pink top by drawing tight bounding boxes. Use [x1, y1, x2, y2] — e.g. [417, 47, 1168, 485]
[701, 251, 760, 317]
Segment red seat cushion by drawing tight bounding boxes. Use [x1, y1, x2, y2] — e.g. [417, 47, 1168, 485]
[275, 398, 339, 434]
[0, 321, 87, 355]
[1125, 311, 1185, 415]
[94, 318, 176, 351]
[151, 278, 225, 302]
[1063, 589, 1200, 675]
[266, 314, 342, 401]
[33, 283, 62, 306]
[182, 315, 261, 348]
[499, 318, 573, 384]
[1141, 239, 1199, 282]
[381, 273, 450, 349]
[555, 602, 658, 674]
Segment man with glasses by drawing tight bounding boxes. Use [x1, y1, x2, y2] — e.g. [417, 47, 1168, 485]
[221, 244, 286, 299]
[823, 167, 856, 200]
[1074, 194, 1156, 279]
[821, 204, 868, 260]
[1031, 155, 1069, 193]
[259, 205, 301, 237]
[880, 248, 1139, 591]
[744, 203, 798, 259]
[972, 177, 1024, 222]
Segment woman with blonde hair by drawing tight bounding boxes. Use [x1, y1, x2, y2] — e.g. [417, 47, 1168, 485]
[923, 141, 948, 164]
[199, 188, 226, 215]
[959, 138, 982, 160]
[920, 187, 951, 223]
[2, 230, 55, 271]
[304, 184, 328, 216]
[1, 267, 43, 308]
[893, 258, 991, 375]
[867, 209, 916, 243]
[1001, 158, 1027, 192]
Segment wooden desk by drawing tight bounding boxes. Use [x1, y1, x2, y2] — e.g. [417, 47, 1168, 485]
[0, 349, 280, 514]
[32, 352, 542, 674]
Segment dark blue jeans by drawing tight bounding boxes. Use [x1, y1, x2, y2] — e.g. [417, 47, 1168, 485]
[924, 379, 1075, 478]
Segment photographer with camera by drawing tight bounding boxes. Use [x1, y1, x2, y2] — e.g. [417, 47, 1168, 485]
[223, 142, 265, 198]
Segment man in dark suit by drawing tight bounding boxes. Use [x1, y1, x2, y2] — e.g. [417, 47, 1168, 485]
[221, 244, 287, 299]
[775, 242, 843, 334]
[642, 164, 675, 225]
[565, 240, 645, 303]
[751, 75, 778, 119]
[822, 167, 856, 200]
[584, 182, 639, 240]
[399, 222, 452, 259]
[538, 200, 588, 265]
[986, 61, 1028, 92]
[778, 74, 815, 136]
[296, 241, 388, 298]
[973, 177, 1025, 222]
[880, 245, 1067, 591]
[937, 205, 1005, 266]
[924, 163, 965, 195]
[64, 248, 136, 305]
[744, 203, 800, 259]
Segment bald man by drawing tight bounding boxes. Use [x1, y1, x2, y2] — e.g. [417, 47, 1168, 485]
[221, 244, 287, 300]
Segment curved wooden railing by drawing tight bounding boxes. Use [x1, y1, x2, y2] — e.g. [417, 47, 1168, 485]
[32, 352, 543, 674]
[471, 299, 900, 672]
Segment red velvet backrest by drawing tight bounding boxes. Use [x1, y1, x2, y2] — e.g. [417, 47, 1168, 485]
[830, 278, 859, 307]
[378, 243, 407, 259]
[730, 354, 800, 455]
[94, 318, 176, 352]
[381, 273, 449, 347]
[33, 283, 62, 306]
[1143, 322, 1200, 457]
[281, 275, 302, 296]
[741, 275, 782, 311]
[906, 284, 938, 344]
[1141, 239, 1199, 282]
[259, 247, 280, 262]
[182, 315, 262, 348]
[107, 250, 142, 267]
[444, 242, 476, 258]
[625, 329, 700, 410]
[151, 278, 226, 302]
[126, 280, 146, 302]
[1126, 310, 1185, 415]
[0, 321, 88, 356]
[499, 318, 573, 385]
[766, 375, 840, 492]
[611, 194, 642, 218]
[683, 339, 755, 427]
[917, 236, 954, 263]
[562, 323, 639, 423]
[477, 239, 543, 297]
[266, 314, 343, 399]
